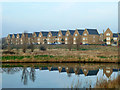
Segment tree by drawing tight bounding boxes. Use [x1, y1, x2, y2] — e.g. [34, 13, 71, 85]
[61, 38, 64, 44]
[111, 39, 114, 44]
[44, 39, 47, 44]
[30, 35, 34, 52]
[103, 39, 107, 44]
[22, 31, 27, 53]
[68, 36, 73, 51]
[76, 37, 80, 51]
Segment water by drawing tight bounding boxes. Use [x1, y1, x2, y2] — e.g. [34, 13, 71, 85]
[1, 63, 120, 88]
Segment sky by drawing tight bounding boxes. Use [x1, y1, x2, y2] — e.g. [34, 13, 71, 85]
[1, 1, 118, 37]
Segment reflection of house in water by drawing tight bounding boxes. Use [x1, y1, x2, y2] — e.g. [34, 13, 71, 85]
[74, 67, 84, 75]
[103, 68, 113, 78]
[39, 67, 48, 70]
[58, 67, 66, 73]
[66, 67, 74, 74]
[82, 68, 99, 76]
[113, 69, 120, 72]
[48, 67, 58, 71]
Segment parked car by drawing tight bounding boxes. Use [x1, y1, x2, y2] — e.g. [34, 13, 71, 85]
[55, 42, 61, 45]
[111, 44, 117, 46]
[101, 43, 107, 46]
[80, 43, 82, 45]
[84, 43, 89, 45]
[50, 43, 56, 45]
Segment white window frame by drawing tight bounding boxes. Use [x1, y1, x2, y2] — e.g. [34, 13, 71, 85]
[74, 37, 76, 40]
[84, 33, 87, 36]
[65, 38, 67, 40]
[106, 33, 110, 36]
[106, 37, 110, 40]
[75, 34, 77, 36]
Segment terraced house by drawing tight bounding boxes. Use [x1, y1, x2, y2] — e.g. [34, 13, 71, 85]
[6, 34, 13, 44]
[82, 29, 99, 44]
[39, 31, 49, 44]
[47, 31, 58, 44]
[33, 32, 40, 44]
[73, 29, 84, 44]
[65, 30, 75, 44]
[104, 28, 113, 45]
[16, 33, 22, 45]
[12, 34, 17, 45]
[21, 33, 32, 45]
[57, 30, 67, 44]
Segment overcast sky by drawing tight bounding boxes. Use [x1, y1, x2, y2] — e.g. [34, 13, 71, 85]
[2, 2, 118, 37]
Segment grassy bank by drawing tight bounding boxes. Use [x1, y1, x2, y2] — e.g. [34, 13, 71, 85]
[1, 54, 119, 63]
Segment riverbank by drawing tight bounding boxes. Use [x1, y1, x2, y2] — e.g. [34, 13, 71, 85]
[1, 45, 119, 63]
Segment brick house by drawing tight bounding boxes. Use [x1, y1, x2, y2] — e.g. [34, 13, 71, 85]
[21, 33, 32, 45]
[39, 31, 49, 44]
[57, 30, 67, 44]
[104, 28, 113, 45]
[65, 30, 75, 44]
[32, 32, 40, 44]
[82, 29, 99, 44]
[73, 29, 84, 44]
[6, 34, 13, 44]
[47, 31, 58, 44]
[113, 33, 119, 45]
[11, 34, 17, 45]
[16, 33, 22, 45]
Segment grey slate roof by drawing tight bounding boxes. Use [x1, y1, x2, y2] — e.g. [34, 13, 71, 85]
[87, 29, 99, 35]
[50, 67, 58, 71]
[9, 34, 13, 38]
[19, 34, 22, 38]
[35, 32, 40, 37]
[61, 30, 67, 36]
[51, 31, 58, 36]
[76, 69, 84, 75]
[69, 30, 75, 36]
[41, 32, 49, 37]
[77, 29, 84, 35]
[13, 34, 17, 38]
[113, 33, 118, 37]
[87, 69, 99, 76]
[24, 33, 32, 38]
[60, 67, 66, 72]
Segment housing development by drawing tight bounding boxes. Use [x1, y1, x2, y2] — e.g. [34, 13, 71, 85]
[6, 28, 120, 45]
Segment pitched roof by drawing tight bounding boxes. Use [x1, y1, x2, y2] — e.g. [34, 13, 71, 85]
[61, 30, 67, 36]
[13, 34, 17, 38]
[87, 29, 99, 35]
[24, 33, 32, 38]
[60, 68, 66, 72]
[51, 31, 58, 36]
[87, 69, 99, 76]
[77, 29, 84, 35]
[9, 34, 13, 38]
[35, 32, 40, 37]
[69, 30, 75, 35]
[50, 67, 58, 71]
[18, 34, 22, 38]
[113, 33, 118, 37]
[40, 67, 48, 70]
[41, 32, 49, 37]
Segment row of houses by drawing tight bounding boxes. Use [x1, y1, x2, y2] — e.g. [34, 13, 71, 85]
[6, 28, 120, 45]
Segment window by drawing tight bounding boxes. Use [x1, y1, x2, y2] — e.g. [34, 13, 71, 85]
[65, 42, 67, 44]
[106, 42, 110, 44]
[47, 42, 50, 44]
[58, 38, 59, 40]
[83, 42, 85, 44]
[106, 33, 110, 36]
[83, 37, 85, 40]
[38, 38, 40, 40]
[113, 38, 117, 40]
[106, 37, 110, 40]
[67, 34, 69, 36]
[49, 35, 51, 37]
[75, 34, 77, 36]
[59, 34, 61, 36]
[65, 38, 67, 40]
[84, 33, 87, 36]
[73, 42, 76, 44]
[74, 38, 76, 40]
[40, 35, 41, 37]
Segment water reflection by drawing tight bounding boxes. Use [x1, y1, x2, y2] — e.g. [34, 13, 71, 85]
[2, 63, 120, 88]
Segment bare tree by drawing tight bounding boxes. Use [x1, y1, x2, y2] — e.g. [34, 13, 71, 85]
[76, 37, 80, 51]
[68, 36, 73, 51]
[30, 35, 34, 52]
[22, 31, 27, 53]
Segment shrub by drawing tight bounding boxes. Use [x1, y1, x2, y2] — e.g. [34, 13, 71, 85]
[39, 45, 46, 51]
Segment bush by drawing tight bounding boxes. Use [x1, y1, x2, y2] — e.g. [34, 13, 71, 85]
[39, 45, 46, 51]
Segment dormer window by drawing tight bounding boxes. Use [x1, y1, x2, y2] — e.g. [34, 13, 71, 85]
[106, 33, 110, 36]
[75, 34, 77, 36]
